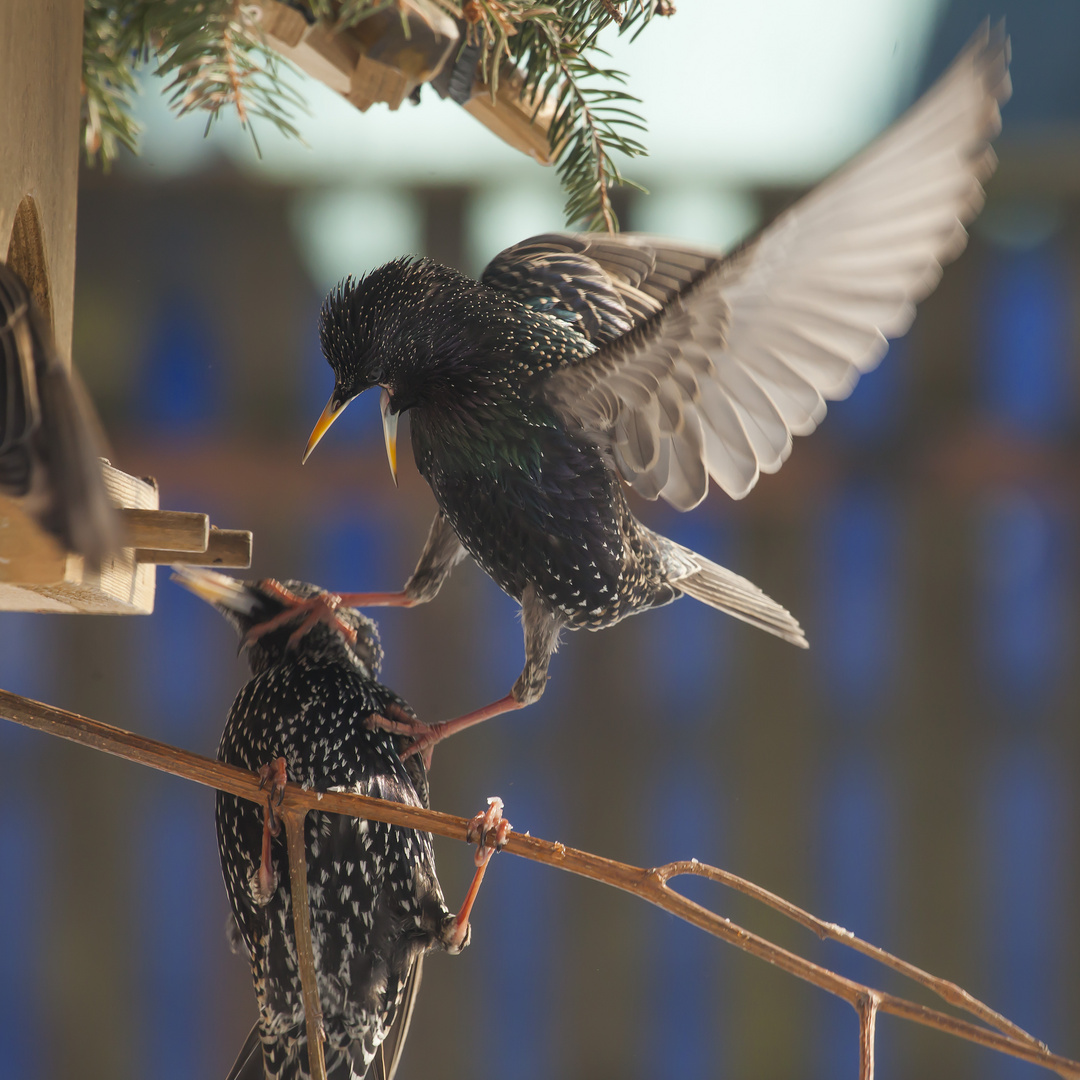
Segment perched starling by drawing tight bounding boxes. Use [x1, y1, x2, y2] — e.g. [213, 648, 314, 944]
[301, 26, 1011, 756]
[173, 568, 508, 1080]
[0, 260, 118, 567]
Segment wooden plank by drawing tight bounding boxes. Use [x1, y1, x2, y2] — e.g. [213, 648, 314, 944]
[119, 509, 210, 553]
[0, 0, 83, 368]
[258, 0, 307, 46]
[348, 55, 409, 112]
[252, 0, 556, 161]
[0, 463, 159, 613]
[0, 493, 69, 585]
[463, 75, 558, 165]
[0, 3, 260, 613]
[268, 16, 358, 95]
[137, 528, 253, 569]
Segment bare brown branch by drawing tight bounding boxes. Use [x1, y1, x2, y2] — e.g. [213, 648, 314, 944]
[858, 993, 878, 1080]
[1, 687, 1077, 1079]
[282, 808, 328, 1080]
[656, 860, 1046, 1052]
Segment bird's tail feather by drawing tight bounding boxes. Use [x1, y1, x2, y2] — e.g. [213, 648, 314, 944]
[659, 537, 808, 648]
[223, 1021, 263, 1080]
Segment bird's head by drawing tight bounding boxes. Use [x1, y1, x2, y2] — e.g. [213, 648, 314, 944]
[303, 257, 478, 484]
[172, 567, 383, 678]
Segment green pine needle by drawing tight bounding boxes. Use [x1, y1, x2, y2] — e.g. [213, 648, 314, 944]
[82, 0, 305, 166]
[81, 0, 665, 230]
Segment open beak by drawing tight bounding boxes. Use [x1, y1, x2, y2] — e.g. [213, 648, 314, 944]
[380, 388, 398, 487]
[303, 394, 348, 464]
[171, 566, 258, 617]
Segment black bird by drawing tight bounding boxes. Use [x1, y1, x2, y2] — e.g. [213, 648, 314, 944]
[173, 567, 508, 1080]
[0, 260, 118, 567]
[301, 26, 1011, 757]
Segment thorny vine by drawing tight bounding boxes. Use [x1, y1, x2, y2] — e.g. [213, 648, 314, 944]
[0, 686, 1077, 1080]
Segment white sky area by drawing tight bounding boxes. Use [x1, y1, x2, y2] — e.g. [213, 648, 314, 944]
[132, 0, 944, 279]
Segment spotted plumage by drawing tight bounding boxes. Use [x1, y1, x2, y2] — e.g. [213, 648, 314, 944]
[303, 26, 1010, 754]
[324, 258, 679, 634]
[173, 569, 466, 1080]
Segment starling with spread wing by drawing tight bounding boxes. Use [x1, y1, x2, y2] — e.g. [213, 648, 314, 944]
[301, 25, 1011, 758]
[174, 568, 507, 1080]
[0, 261, 118, 567]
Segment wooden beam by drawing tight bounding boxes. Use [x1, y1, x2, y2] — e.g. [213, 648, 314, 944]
[119, 509, 210, 553]
[137, 529, 254, 569]
[0, 0, 83, 367]
[252, 0, 557, 161]
[0, 4, 259, 612]
[0, 463, 158, 613]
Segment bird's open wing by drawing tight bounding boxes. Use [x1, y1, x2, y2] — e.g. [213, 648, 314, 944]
[533, 22, 1010, 510]
[482, 231, 719, 345]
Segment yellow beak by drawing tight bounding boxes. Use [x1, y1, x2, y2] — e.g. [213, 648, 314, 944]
[303, 394, 348, 464]
[380, 388, 398, 487]
[171, 566, 256, 615]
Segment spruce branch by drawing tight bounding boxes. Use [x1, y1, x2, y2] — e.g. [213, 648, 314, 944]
[82, 0, 150, 165]
[81, 0, 663, 228]
[483, 1, 655, 229]
[1, 686, 1078, 1079]
[80, 0, 305, 167]
[540, 40, 646, 230]
[150, 1, 306, 150]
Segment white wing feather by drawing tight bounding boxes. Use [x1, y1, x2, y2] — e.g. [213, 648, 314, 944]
[546, 23, 1011, 510]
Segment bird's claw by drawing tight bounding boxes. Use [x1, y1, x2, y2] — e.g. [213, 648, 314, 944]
[258, 756, 288, 836]
[367, 704, 439, 769]
[400, 724, 443, 769]
[242, 580, 357, 652]
[366, 701, 423, 738]
[252, 757, 287, 906]
[466, 796, 512, 867]
[442, 796, 510, 953]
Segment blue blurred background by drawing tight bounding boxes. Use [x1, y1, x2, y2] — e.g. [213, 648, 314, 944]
[2, 1, 1080, 1077]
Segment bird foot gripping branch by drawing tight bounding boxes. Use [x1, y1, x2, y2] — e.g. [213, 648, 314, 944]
[443, 797, 512, 955]
[252, 757, 288, 906]
[467, 796, 513, 863]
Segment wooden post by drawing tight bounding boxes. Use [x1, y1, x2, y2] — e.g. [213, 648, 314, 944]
[0, 0, 83, 366]
[0, 1, 255, 612]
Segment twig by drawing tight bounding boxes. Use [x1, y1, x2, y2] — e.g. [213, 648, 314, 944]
[221, 5, 249, 127]
[655, 860, 1046, 1051]
[543, 35, 618, 233]
[1, 687, 1078, 1080]
[596, 0, 624, 27]
[282, 808, 327, 1080]
[859, 993, 878, 1080]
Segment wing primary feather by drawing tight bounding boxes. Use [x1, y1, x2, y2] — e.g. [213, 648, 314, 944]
[537, 24, 1008, 511]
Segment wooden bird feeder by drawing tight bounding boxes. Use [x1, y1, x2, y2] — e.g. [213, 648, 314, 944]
[0, 0, 253, 614]
[254, 0, 559, 164]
